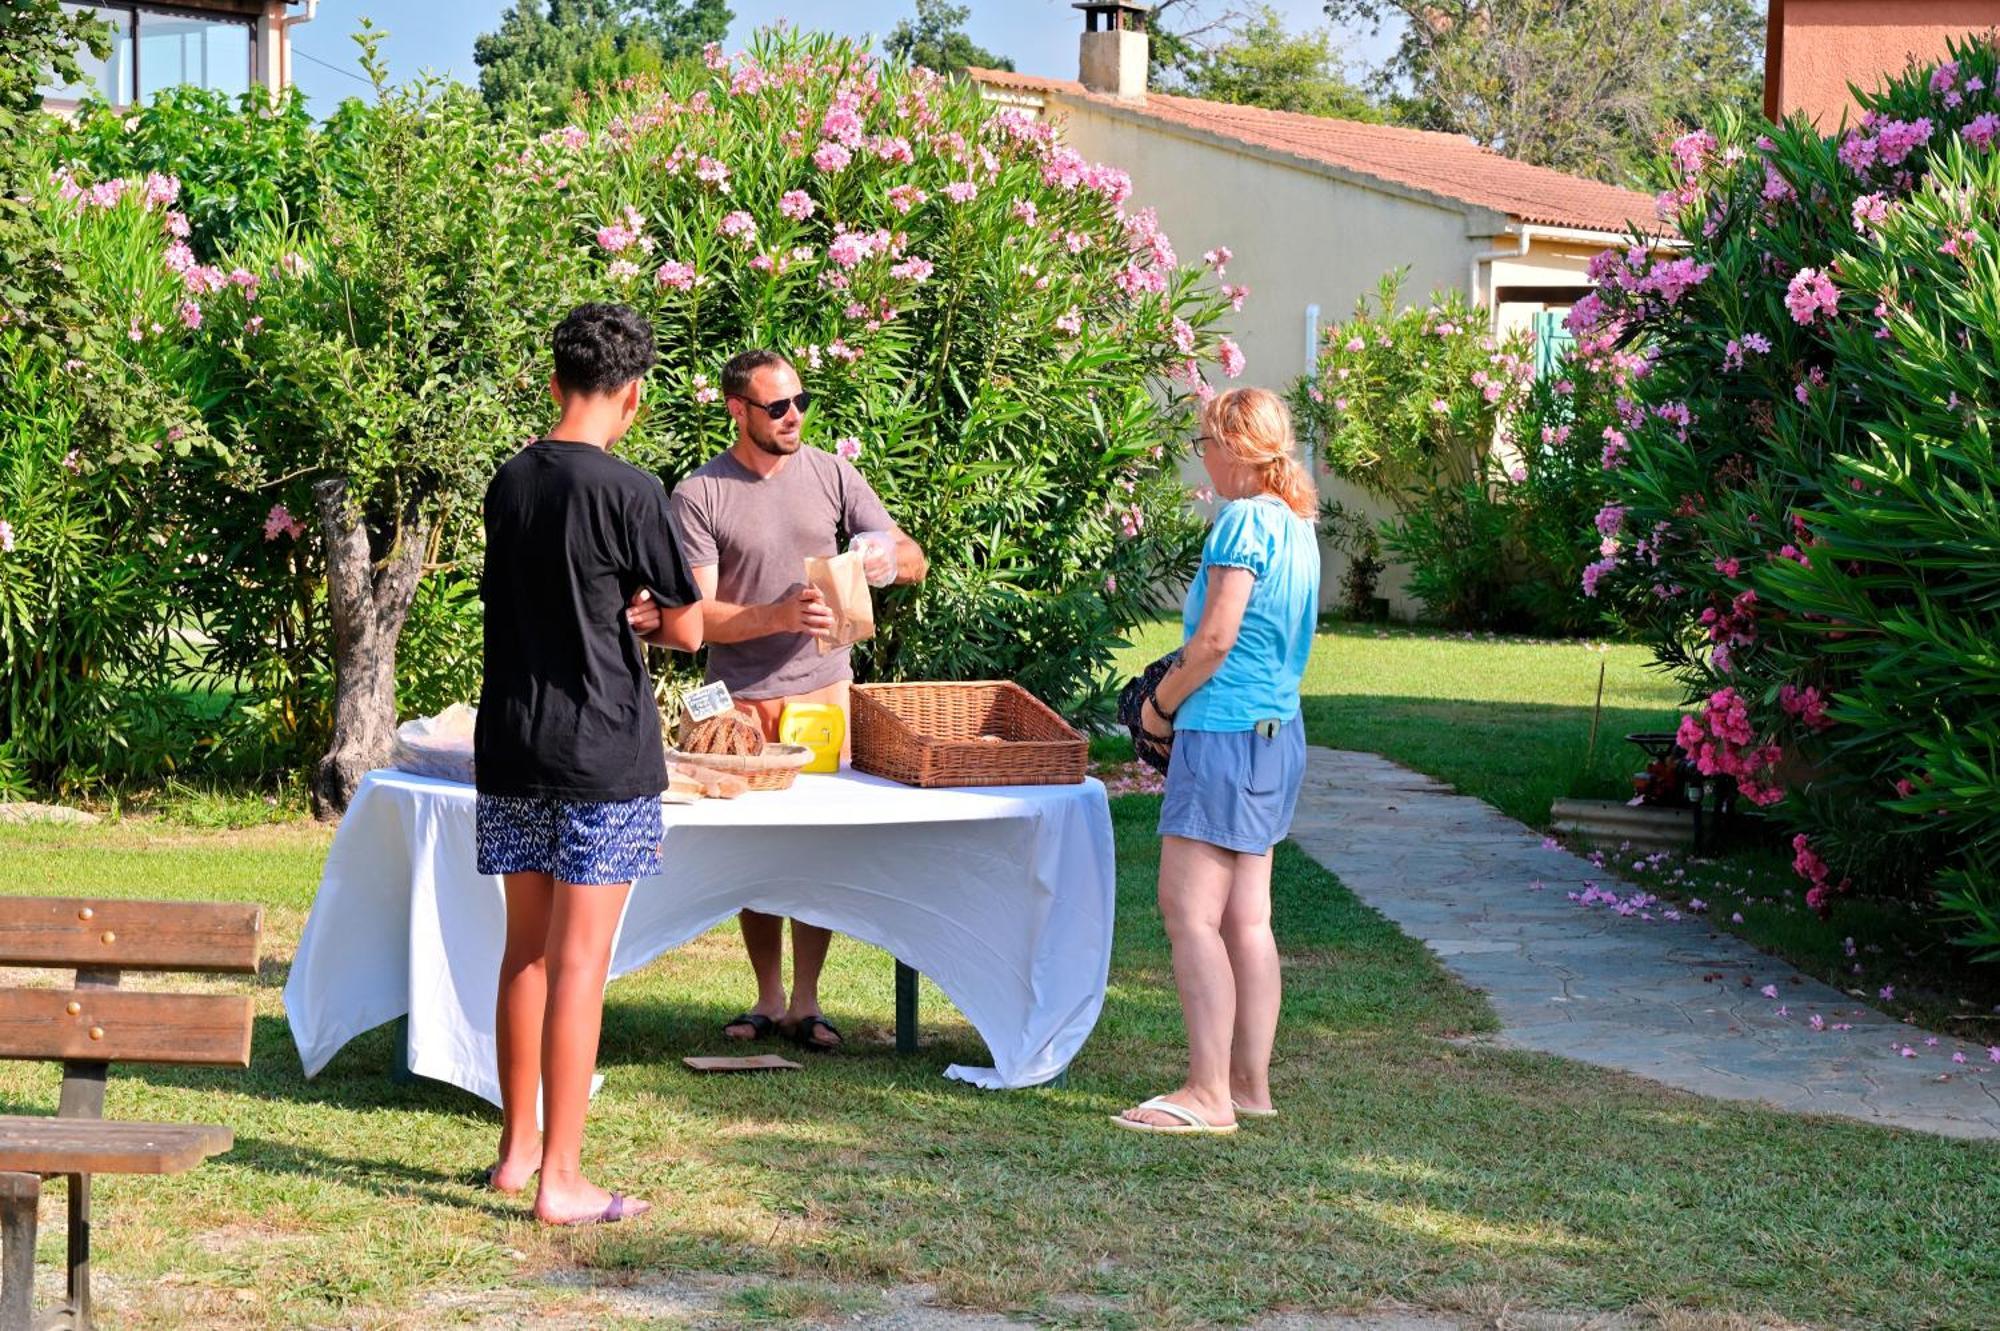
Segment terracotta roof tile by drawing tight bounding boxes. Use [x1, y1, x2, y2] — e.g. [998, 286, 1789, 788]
[968, 68, 1661, 238]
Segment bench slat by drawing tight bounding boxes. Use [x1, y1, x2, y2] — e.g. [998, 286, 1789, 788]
[0, 898, 261, 974]
[0, 1116, 231, 1175]
[0, 990, 253, 1067]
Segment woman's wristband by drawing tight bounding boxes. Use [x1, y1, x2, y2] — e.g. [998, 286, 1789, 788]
[1151, 695, 1178, 723]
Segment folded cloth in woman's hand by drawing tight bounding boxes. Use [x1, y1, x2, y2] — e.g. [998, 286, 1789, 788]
[1118, 650, 1181, 774]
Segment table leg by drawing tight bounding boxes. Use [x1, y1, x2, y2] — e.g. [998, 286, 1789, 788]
[894, 960, 918, 1055]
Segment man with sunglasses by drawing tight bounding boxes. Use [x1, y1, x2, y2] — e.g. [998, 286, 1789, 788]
[664, 348, 927, 1052]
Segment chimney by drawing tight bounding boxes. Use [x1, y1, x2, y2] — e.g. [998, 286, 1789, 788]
[1075, 1, 1149, 101]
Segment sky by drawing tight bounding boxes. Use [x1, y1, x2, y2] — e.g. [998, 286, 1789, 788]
[287, 1, 1393, 111]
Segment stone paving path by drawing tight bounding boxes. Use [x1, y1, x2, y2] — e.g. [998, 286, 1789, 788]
[1286, 748, 2000, 1141]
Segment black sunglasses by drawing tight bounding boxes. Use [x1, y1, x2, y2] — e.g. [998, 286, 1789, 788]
[1192, 433, 1214, 457]
[729, 391, 812, 420]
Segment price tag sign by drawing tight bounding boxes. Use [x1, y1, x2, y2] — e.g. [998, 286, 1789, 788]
[682, 681, 734, 722]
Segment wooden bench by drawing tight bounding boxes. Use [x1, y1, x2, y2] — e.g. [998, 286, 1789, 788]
[0, 897, 261, 1331]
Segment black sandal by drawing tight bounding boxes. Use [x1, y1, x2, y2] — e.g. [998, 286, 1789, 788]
[723, 1012, 776, 1042]
[786, 1015, 844, 1052]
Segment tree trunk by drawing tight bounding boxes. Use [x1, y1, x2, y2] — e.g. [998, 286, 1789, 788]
[311, 478, 430, 821]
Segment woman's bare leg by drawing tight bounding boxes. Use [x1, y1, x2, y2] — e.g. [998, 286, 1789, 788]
[1122, 835, 1239, 1128]
[1220, 848, 1280, 1113]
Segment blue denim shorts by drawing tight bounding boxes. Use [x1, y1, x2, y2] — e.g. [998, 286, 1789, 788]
[1157, 715, 1306, 854]
[474, 794, 663, 885]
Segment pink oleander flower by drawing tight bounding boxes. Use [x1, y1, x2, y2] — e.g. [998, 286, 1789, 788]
[177, 300, 202, 330]
[1054, 308, 1083, 337]
[1581, 555, 1617, 597]
[263, 504, 305, 542]
[692, 373, 719, 405]
[694, 155, 730, 188]
[943, 180, 979, 204]
[141, 171, 179, 209]
[163, 240, 195, 274]
[655, 260, 698, 290]
[1171, 318, 1197, 355]
[1217, 338, 1245, 379]
[1713, 556, 1740, 577]
[1344, 336, 1365, 353]
[889, 256, 933, 283]
[887, 184, 927, 214]
[718, 210, 758, 244]
[1011, 198, 1038, 226]
[0, 520, 13, 553]
[1761, 163, 1796, 205]
[834, 436, 862, 461]
[1600, 427, 1630, 469]
[1785, 268, 1839, 325]
[1221, 283, 1247, 311]
[1851, 192, 1891, 234]
[778, 190, 816, 221]
[1965, 113, 2000, 151]
[813, 141, 852, 173]
[1594, 504, 1626, 537]
[279, 252, 309, 278]
[607, 259, 641, 281]
[1203, 246, 1231, 273]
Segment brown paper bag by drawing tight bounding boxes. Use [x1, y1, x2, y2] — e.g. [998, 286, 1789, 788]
[804, 551, 875, 655]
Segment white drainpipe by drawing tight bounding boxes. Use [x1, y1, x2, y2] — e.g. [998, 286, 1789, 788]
[280, 0, 319, 95]
[1469, 226, 1531, 325]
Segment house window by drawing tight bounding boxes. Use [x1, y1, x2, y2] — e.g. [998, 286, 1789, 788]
[39, 3, 255, 112]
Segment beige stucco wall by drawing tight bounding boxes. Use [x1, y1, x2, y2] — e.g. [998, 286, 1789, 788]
[1048, 96, 1486, 618]
[1770, 1, 2000, 127]
[988, 89, 1623, 620]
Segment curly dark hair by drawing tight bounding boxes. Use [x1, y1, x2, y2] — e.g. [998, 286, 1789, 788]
[552, 303, 657, 395]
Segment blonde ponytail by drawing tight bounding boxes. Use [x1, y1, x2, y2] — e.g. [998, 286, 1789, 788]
[1201, 387, 1317, 518]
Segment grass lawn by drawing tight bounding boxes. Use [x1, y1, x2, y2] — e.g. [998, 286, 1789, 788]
[0, 811, 1995, 1330]
[1114, 621, 2000, 1034]
[1118, 621, 1684, 827]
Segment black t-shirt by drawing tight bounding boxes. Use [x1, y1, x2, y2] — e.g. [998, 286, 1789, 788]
[474, 439, 697, 801]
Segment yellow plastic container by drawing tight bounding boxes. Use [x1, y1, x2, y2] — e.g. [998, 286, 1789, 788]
[779, 702, 846, 774]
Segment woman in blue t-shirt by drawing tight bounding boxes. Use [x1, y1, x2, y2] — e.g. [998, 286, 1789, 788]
[1114, 386, 1321, 1136]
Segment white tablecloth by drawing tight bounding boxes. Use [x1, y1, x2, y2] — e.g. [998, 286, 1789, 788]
[283, 767, 1117, 1103]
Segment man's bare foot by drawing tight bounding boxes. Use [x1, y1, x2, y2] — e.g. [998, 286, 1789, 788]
[783, 1009, 843, 1050]
[1119, 1085, 1234, 1129]
[534, 1178, 652, 1226]
[724, 1005, 785, 1041]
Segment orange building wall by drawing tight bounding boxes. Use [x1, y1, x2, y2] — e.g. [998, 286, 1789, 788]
[1765, 0, 2000, 127]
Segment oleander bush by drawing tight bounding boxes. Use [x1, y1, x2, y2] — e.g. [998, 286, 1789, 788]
[1292, 271, 1612, 632]
[1576, 35, 2000, 956]
[12, 23, 1242, 805]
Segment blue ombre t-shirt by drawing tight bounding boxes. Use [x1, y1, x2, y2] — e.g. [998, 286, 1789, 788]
[1174, 496, 1320, 732]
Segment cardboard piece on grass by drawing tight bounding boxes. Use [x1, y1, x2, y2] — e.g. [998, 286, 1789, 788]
[682, 1054, 803, 1073]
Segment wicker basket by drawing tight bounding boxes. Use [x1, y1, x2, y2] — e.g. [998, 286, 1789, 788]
[666, 743, 814, 793]
[850, 682, 1086, 788]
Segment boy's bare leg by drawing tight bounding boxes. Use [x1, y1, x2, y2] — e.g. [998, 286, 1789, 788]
[492, 873, 554, 1192]
[535, 879, 649, 1225]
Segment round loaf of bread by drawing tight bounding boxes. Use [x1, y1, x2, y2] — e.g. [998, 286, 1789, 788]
[681, 714, 766, 757]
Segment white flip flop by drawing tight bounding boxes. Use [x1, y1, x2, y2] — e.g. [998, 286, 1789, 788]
[1232, 1099, 1278, 1119]
[1109, 1095, 1238, 1135]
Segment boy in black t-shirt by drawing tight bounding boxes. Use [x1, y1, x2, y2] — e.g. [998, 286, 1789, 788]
[474, 303, 701, 1226]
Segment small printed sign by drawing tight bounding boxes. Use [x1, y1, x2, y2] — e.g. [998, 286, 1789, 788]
[682, 681, 734, 722]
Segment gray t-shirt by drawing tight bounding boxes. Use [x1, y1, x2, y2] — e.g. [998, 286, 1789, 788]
[669, 445, 895, 700]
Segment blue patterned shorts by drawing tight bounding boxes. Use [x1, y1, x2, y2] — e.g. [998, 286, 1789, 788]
[474, 794, 663, 885]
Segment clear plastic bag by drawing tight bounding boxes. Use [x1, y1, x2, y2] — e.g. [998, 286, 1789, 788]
[389, 703, 477, 784]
